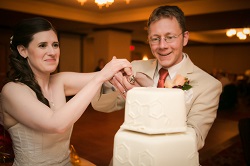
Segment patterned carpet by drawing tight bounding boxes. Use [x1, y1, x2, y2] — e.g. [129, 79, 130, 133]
[201, 137, 247, 166]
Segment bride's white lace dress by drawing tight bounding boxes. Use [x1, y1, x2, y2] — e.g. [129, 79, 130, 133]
[8, 123, 73, 166]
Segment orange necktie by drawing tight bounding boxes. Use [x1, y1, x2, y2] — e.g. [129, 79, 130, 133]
[157, 68, 169, 88]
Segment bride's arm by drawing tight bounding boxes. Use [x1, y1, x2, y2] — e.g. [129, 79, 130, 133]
[1, 58, 131, 133]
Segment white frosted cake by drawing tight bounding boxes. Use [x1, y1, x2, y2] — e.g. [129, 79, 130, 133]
[113, 128, 199, 166]
[120, 87, 187, 134]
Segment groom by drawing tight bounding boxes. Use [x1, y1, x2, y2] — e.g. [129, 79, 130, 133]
[91, 5, 222, 151]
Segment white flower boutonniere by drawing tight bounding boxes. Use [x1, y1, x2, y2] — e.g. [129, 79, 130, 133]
[164, 74, 192, 90]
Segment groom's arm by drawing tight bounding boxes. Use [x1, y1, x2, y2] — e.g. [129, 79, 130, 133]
[91, 81, 126, 113]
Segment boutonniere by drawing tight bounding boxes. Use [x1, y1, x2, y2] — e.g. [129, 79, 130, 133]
[164, 74, 192, 90]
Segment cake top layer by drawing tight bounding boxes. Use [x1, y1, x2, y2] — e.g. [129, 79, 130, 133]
[121, 87, 187, 134]
[126, 87, 186, 105]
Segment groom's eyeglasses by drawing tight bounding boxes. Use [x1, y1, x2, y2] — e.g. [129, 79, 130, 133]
[148, 32, 184, 45]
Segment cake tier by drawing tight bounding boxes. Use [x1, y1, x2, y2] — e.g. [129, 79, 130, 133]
[113, 128, 199, 166]
[121, 87, 187, 134]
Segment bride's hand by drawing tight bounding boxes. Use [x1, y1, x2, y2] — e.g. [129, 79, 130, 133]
[97, 56, 132, 82]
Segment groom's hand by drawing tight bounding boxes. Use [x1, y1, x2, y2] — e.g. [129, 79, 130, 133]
[110, 69, 140, 98]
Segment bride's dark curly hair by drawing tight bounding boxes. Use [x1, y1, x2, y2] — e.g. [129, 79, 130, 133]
[7, 17, 57, 107]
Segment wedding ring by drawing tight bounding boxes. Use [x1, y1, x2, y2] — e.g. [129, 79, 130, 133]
[122, 90, 126, 95]
[128, 75, 135, 84]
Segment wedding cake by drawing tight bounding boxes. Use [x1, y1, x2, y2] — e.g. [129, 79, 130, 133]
[120, 87, 187, 134]
[113, 87, 199, 166]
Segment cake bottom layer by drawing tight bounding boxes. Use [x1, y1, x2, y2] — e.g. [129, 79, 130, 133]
[113, 127, 199, 166]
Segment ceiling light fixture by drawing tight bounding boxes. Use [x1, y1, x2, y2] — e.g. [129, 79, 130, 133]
[77, 0, 87, 5]
[226, 28, 250, 40]
[95, 0, 114, 8]
[77, 0, 130, 9]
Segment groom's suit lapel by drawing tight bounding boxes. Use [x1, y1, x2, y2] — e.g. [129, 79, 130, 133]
[177, 54, 195, 78]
